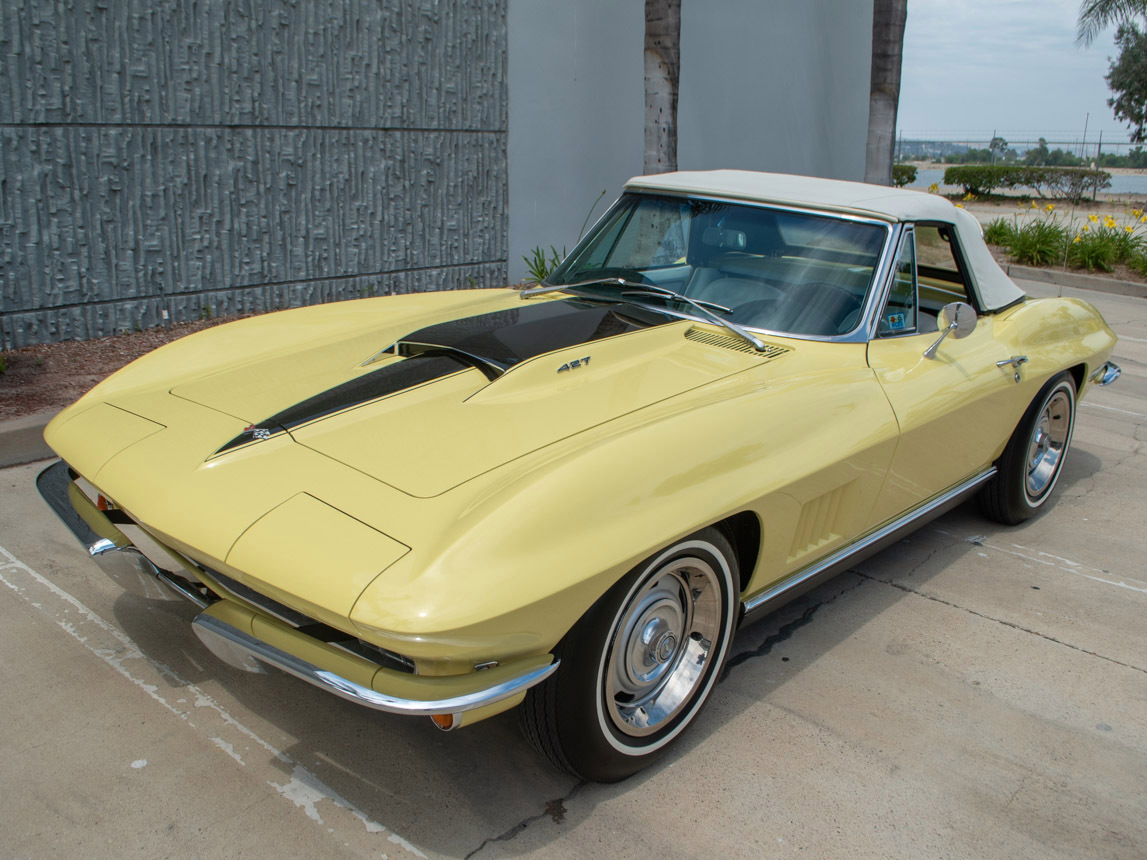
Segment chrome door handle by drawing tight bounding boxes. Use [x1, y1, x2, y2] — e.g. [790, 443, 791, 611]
[996, 355, 1028, 382]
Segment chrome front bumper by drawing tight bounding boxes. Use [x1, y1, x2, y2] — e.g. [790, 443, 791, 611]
[35, 460, 208, 605]
[192, 610, 558, 717]
[36, 460, 558, 724]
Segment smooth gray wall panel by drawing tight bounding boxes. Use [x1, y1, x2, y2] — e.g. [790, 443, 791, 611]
[507, 0, 644, 284]
[1, 0, 508, 349]
[677, 0, 871, 180]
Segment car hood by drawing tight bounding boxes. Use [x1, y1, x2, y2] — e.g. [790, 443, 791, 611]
[170, 297, 769, 497]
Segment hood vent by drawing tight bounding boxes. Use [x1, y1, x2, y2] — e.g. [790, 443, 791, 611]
[685, 328, 790, 360]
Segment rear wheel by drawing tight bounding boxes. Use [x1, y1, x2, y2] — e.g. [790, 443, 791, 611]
[521, 527, 738, 782]
[979, 372, 1076, 525]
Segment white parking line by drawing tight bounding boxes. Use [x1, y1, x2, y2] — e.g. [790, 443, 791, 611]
[932, 529, 1147, 595]
[1081, 402, 1147, 419]
[0, 542, 426, 858]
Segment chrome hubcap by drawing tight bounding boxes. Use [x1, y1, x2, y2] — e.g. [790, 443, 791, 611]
[605, 558, 721, 737]
[1026, 390, 1071, 500]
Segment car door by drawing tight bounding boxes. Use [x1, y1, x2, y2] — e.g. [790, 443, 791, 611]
[865, 223, 1020, 528]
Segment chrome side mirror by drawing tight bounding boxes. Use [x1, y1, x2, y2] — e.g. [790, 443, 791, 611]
[924, 301, 977, 359]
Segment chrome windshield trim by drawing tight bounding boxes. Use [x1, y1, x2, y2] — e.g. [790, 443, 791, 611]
[861, 221, 909, 341]
[742, 467, 997, 614]
[192, 613, 559, 716]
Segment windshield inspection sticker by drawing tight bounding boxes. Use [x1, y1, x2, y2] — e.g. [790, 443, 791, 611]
[886, 313, 906, 331]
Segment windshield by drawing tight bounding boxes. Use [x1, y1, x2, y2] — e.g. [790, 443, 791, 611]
[547, 193, 889, 337]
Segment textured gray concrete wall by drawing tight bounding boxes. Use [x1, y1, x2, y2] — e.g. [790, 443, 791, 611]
[507, 0, 872, 283]
[0, 0, 508, 349]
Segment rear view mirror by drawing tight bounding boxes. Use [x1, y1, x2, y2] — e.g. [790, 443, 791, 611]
[702, 227, 747, 251]
[924, 301, 977, 359]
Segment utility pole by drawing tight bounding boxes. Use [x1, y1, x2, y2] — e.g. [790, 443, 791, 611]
[1081, 112, 1089, 161]
[1094, 130, 1103, 201]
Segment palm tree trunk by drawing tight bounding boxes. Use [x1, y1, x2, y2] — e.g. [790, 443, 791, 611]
[644, 0, 681, 174]
[864, 0, 908, 186]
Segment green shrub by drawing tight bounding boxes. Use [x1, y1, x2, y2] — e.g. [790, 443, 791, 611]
[523, 245, 566, 283]
[892, 163, 917, 188]
[0, 356, 6, 374]
[943, 165, 1012, 195]
[942, 165, 1111, 202]
[1009, 220, 1067, 266]
[1126, 248, 1147, 277]
[1066, 230, 1117, 272]
[1112, 227, 1143, 263]
[982, 217, 1016, 247]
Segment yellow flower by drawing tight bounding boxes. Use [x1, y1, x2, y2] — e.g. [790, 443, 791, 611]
[1140, 215, 1147, 223]
[1133, 209, 1143, 218]
[1030, 200, 1038, 209]
[1104, 216, 1118, 229]
[1073, 235, 1082, 243]
[1089, 214, 1099, 223]
[928, 182, 939, 194]
[1126, 225, 1135, 233]
[963, 192, 976, 201]
[955, 203, 965, 209]
[1044, 203, 1055, 213]
[1083, 224, 1090, 232]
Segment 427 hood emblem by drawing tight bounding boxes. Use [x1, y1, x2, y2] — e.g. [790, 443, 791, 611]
[557, 356, 591, 373]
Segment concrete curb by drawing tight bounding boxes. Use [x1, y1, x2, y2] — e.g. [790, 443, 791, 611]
[1005, 264, 1147, 299]
[0, 411, 57, 468]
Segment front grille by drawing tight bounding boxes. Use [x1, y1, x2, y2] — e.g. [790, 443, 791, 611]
[199, 566, 415, 674]
[205, 567, 314, 627]
[685, 327, 791, 359]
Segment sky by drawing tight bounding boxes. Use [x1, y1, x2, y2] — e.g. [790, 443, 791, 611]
[898, 0, 1135, 146]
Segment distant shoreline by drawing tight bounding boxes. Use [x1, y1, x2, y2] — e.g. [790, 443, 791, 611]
[903, 160, 1147, 176]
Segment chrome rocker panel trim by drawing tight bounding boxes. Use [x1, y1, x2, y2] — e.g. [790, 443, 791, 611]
[741, 467, 997, 621]
[192, 612, 559, 716]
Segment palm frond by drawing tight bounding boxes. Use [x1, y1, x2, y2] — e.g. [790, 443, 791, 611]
[1077, 0, 1147, 46]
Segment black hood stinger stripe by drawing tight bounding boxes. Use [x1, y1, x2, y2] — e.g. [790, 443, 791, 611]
[212, 299, 674, 457]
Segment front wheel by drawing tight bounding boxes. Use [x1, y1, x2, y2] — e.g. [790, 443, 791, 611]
[979, 372, 1077, 525]
[520, 527, 738, 782]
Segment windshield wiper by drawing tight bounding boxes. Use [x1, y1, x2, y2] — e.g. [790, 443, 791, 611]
[520, 277, 766, 352]
[619, 284, 766, 352]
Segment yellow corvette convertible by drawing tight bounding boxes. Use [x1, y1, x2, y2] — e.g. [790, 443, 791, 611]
[38, 171, 1120, 782]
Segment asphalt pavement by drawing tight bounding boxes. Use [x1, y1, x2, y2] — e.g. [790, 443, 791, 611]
[0, 279, 1143, 858]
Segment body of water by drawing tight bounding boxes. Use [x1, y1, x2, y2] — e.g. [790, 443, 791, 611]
[907, 166, 1147, 197]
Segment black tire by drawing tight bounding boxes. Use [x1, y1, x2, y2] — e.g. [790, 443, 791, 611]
[520, 527, 738, 783]
[979, 372, 1077, 525]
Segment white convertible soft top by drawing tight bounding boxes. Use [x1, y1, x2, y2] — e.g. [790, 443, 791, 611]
[625, 170, 1027, 312]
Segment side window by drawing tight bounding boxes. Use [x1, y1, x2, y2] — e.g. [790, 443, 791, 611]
[914, 224, 972, 306]
[879, 229, 917, 336]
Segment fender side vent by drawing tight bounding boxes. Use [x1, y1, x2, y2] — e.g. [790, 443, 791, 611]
[685, 328, 790, 359]
[787, 483, 852, 562]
